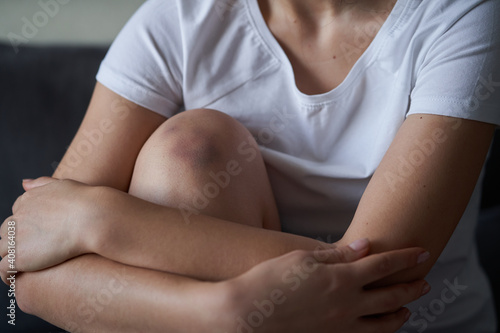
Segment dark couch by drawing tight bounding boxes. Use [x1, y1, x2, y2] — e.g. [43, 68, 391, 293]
[0, 42, 499, 332]
[0, 43, 107, 333]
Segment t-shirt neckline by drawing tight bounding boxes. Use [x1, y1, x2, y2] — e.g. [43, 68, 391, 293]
[245, 0, 410, 104]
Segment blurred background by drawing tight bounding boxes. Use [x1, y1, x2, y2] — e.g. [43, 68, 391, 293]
[0, 0, 145, 46]
[0, 1, 145, 332]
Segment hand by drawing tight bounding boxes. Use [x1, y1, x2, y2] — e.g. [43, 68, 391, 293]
[225, 240, 430, 333]
[0, 177, 98, 279]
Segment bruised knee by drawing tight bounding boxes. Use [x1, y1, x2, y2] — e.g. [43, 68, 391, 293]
[131, 108, 278, 228]
[150, 108, 258, 169]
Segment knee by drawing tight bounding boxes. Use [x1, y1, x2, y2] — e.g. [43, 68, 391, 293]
[143, 108, 256, 169]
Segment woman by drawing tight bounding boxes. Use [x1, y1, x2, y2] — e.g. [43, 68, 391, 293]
[1, 0, 499, 331]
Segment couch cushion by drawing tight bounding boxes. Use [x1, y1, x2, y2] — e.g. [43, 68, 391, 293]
[0, 42, 107, 333]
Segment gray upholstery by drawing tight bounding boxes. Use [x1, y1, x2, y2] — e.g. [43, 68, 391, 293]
[0, 42, 107, 333]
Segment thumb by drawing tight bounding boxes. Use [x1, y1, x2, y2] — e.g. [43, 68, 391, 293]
[316, 238, 370, 264]
[22, 177, 58, 191]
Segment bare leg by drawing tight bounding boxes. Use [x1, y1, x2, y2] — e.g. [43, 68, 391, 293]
[128, 108, 280, 230]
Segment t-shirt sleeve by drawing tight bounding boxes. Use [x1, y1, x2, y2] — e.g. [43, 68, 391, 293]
[96, 0, 183, 118]
[408, 0, 500, 127]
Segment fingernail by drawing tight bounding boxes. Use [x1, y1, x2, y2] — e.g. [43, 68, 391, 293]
[22, 179, 34, 183]
[348, 238, 369, 251]
[405, 308, 411, 321]
[421, 282, 431, 296]
[417, 251, 430, 264]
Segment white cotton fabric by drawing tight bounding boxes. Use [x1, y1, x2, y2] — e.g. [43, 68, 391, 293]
[96, 0, 500, 331]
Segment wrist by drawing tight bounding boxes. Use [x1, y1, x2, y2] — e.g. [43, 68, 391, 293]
[207, 279, 246, 331]
[77, 185, 112, 255]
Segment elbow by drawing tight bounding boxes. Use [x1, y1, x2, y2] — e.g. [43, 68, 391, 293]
[373, 258, 434, 287]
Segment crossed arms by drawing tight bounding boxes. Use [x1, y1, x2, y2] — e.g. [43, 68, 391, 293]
[0, 83, 495, 332]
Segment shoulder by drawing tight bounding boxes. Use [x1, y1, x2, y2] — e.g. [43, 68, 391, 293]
[404, 0, 500, 127]
[142, 0, 250, 58]
[177, 0, 245, 22]
[123, 0, 242, 36]
[410, 0, 498, 36]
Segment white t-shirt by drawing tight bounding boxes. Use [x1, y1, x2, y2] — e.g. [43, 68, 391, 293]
[96, 0, 500, 331]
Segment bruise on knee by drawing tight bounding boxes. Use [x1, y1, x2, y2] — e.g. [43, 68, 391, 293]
[166, 126, 222, 170]
[160, 108, 249, 171]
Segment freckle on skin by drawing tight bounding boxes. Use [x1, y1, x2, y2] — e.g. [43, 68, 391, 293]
[165, 125, 179, 134]
[333, 55, 337, 59]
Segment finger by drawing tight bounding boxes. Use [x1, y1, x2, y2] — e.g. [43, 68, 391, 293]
[22, 177, 57, 191]
[0, 217, 15, 259]
[0, 257, 10, 284]
[0, 239, 4, 259]
[0, 240, 6, 260]
[12, 194, 24, 214]
[315, 238, 370, 264]
[0, 216, 14, 238]
[359, 307, 411, 333]
[361, 280, 430, 316]
[353, 248, 430, 285]
[0, 258, 17, 285]
[0, 259, 7, 284]
[0, 233, 6, 258]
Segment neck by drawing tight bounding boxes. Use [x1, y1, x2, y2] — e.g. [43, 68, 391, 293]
[262, 0, 395, 33]
[282, 0, 349, 17]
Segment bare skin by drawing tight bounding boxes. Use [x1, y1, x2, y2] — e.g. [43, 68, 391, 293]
[0, 0, 496, 331]
[0, 105, 431, 333]
[260, 0, 396, 94]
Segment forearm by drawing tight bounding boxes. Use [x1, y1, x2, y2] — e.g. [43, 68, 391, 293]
[17, 254, 229, 333]
[337, 115, 495, 286]
[89, 186, 325, 281]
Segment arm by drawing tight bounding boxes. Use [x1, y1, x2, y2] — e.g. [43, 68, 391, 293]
[1, 83, 432, 331]
[337, 114, 496, 284]
[86, 183, 326, 280]
[40, 114, 494, 282]
[13, 255, 227, 333]
[52, 82, 167, 190]
[7, 248, 430, 333]
[4, 82, 331, 280]
[8, 90, 491, 284]
[8, 99, 490, 283]
[9, 177, 324, 280]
